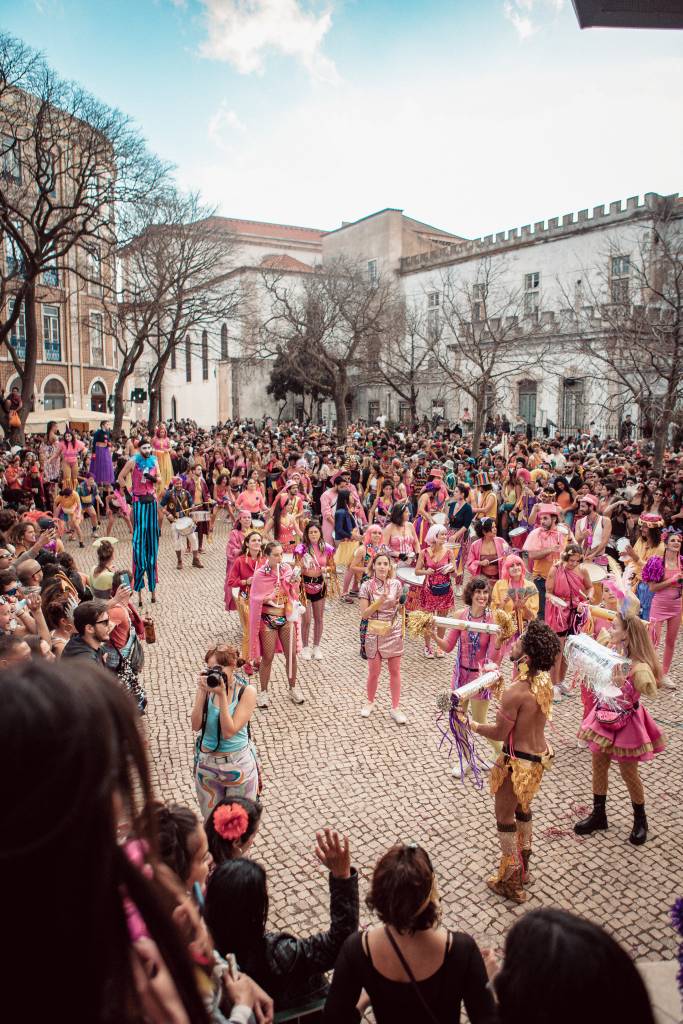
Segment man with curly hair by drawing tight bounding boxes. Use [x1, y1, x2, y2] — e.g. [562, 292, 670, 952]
[466, 619, 560, 903]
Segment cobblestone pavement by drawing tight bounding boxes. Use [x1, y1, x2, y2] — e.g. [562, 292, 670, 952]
[74, 521, 683, 962]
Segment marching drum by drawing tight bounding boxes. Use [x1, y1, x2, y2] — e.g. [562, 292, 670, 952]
[509, 524, 528, 551]
[615, 537, 631, 555]
[252, 517, 265, 529]
[191, 510, 211, 523]
[396, 565, 424, 588]
[433, 512, 447, 526]
[585, 563, 608, 584]
[174, 516, 196, 536]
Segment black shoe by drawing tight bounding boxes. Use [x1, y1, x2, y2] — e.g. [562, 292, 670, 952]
[629, 803, 647, 846]
[574, 795, 608, 835]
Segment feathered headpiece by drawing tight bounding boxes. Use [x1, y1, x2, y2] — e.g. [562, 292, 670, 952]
[603, 564, 640, 621]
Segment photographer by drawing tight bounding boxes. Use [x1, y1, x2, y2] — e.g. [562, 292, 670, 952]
[191, 643, 260, 821]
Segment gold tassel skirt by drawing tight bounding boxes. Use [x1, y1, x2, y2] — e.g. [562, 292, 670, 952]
[490, 753, 547, 813]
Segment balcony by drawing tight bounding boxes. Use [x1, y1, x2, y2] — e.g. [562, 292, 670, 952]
[44, 340, 62, 362]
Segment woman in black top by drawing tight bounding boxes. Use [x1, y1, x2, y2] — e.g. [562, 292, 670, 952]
[324, 843, 495, 1024]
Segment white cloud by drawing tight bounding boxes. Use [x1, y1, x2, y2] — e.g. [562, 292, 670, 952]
[208, 101, 247, 153]
[197, 0, 337, 81]
[503, 0, 566, 40]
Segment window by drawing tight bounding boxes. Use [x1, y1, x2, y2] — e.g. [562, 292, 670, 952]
[610, 255, 630, 304]
[368, 400, 380, 422]
[90, 312, 104, 366]
[427, 291, 440, 341]
[43, 305, 61, 361]
[1, 135, 21, 183]
[8, 301, 26, 360]
[43, 377, 66, 410]
[202, 330, 209, 381]
[185, 335, 192, 382]
[90, 380, 106, 413]
[221, 323, 228, 359]
[561, 378, 585, 433]
[472, 283, 486, 322]
[87, 246, 102, 296]
[399, 401, 412, 423]
[524, 272, 540, 315]
[518, 379, 537, 425]
[43, 245, 59, 287]
[367, 259, 378, 285]
[4, 223, 25, 277]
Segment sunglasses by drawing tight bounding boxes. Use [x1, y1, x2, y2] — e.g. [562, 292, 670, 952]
[96, 617, 110, 626]
[4, 586, 19, 596]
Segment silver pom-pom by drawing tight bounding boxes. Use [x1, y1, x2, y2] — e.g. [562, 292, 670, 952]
[436, 690, 454, 712]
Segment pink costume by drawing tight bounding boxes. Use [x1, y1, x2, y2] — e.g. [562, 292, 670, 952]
[387, 529, 419, 564]
[359, 576, 404, 709]
[248, 562, 301, 661]
[224, 528, 248, 611]
[443, 609, 500, 697]
[545, 563, 590, 636]
[236, 489, 267, 516]
[649, 564, 683, 623]
[320, 487, 338, 547]
[419, 548, 455, 614]
[466, 536, 509, 578]
[578, 671, 665, 763]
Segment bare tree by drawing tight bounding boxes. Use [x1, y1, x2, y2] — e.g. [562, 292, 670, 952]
[258, 257, 397, 438]
[119, 195, 240, 432]
[433, 258, 552, 453]
[0, 32, 169, 438]
[560, 195, 683, 470]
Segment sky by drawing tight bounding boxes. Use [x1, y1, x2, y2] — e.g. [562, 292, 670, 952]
[1, 0, 681, 238]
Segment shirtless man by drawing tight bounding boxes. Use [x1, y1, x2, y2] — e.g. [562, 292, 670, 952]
[465, 619, 561, 903]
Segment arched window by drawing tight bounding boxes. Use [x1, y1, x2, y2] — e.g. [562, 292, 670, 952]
[185, 335, 192, 382]
[202, 330, 209, 381]
[90, 380, 106, 413]
[43, 377, 67, 411]
[220, 323, 228, 359]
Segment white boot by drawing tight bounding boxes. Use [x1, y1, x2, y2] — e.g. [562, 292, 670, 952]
[312, 645, 324, 660]
[300, 647, 311, 661]
[452, 761, 470, 779]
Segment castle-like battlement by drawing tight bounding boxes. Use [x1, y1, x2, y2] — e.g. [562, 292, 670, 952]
[400, 192, 680, 273]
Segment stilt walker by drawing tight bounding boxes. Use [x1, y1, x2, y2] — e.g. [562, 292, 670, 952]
[118, 438, 160, 607]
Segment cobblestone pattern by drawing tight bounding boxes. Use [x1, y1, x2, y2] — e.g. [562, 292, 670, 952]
[73, 521, 683, 961]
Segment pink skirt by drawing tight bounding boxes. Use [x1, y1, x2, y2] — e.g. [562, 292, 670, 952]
[419, 576, 454, 614]
[579, 703, 666, 763]
[649, 589, 682, 623]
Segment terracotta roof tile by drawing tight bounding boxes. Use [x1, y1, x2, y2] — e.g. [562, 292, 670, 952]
[259, 254, 315, 272]
[203, 216, 326, 242]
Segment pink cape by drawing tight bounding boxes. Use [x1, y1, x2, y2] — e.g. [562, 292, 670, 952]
[248, 562, 301, 661]
[224, 528, 246, 611]
[466, 535, 509, 576]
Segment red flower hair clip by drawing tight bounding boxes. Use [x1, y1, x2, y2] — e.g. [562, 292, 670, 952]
[213, 803, 249, 841]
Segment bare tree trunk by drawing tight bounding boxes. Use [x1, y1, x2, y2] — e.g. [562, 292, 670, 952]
[334, 388, 348, 440]
[113, 387, 126, 437]
[16, 280, 38, 444]
[472, 386, 485, 456]
[410, 382, 418, 424]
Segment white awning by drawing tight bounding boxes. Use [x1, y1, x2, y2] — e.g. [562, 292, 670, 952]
[24, 408, 131, 433]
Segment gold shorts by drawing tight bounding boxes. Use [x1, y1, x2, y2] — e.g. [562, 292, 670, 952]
[490, 749, 553, 812]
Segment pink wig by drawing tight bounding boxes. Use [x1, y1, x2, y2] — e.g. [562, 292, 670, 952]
[501, 554, 525, 582]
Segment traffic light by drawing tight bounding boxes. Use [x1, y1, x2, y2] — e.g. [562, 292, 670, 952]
[107, 395, 115, 412]
[131, 388, 147, 403]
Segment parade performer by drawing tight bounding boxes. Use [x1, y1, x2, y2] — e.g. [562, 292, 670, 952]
[89, 420, 115, 487]
[187, 463, 212, 554]
[383, 501, 420, 567]
[644, 529, 682, 688]
[415, 524, 455, 659]
[295, 519, 335, 661]
[225, 510, 256, 612]
[105, 483, 132, 536]
[368, 480, 394, 528]
[523, 502, 567, 620]
[545, 544, 594, 701]
[574, 596, 666, 846]
[248, 540, 304, 708]
[466, 620, 559, 904]
[118, 438, 160, 606]
[58, 429, 86, 488]
[622, 513, 664, 621]
[427, 576, 503, 776]
[574, 494, 611, 603]
[160, 476, 203, 570]
[447, 483, 473, 589]
[266, 485, 303, 554]
[348, 523, 384, 594]
[358, 551, 408, 725]
[466, 518, 509, 584]
[152, 423, 174, 492]
[226, 530, 265, 662]
[490, 554, 539, 662]
[414, 469, 449, 547]
[235, 477, 268, 520]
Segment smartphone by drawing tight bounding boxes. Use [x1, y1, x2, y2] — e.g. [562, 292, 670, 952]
[15, 599, 27, 613]
[192, 880, 205, 913]
[120, 571, 131, 589]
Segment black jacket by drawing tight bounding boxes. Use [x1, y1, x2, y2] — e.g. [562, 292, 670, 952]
[246, 871, 359, 1011]
[61, 635, 103, 662]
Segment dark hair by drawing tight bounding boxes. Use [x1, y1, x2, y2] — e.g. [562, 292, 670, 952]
[73, 599, 108, 636]
[455, 483, 470, 499]
[240, 530, 262, 555]
[0, 567, 18, 592]
[521, 619, 561, 672]
[0, 633, 27, 663]
[205, 797, 263, 866]
[645, 526, 662, 547]
[0, 661, 208, 1022]
[463, 575, 490, 606]
[204, 859, 269, 972]
[494, 908, 655, 1024]
[263, 540, 282, 557]
[366, 844, 438, 933]
[302, 518, 325, 551]
[389, 501, 409, 526]
[96, 540, 115, 568]
[561, 543, 583, 563]
[43, 592, 74, 631]
[336, 488, 351, 512]
[8, 520, 34, 547]
[153, 802, 201, 887]
[474, 517, 495, 538]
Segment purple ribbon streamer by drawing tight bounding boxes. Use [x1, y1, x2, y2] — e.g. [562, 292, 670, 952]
[436, 692, 486, 790]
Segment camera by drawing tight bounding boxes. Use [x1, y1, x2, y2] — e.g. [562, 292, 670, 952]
[203, 666, 227, 688]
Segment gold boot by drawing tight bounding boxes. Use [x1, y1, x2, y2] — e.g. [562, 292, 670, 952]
[487, 854, 528, 904]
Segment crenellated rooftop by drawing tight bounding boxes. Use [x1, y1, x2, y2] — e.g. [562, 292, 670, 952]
[400, 192, 680, 274]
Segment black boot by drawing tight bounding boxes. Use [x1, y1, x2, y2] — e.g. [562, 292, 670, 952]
[629, 802, 647, 846]
[574, 794, 608, 835]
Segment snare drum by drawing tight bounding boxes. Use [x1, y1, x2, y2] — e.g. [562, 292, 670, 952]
[585, 563, 607, 584]
[432, 512, 447, 526]
[252, 518, 265, 529]
[174, 516, 195, 536]
[396, 566, 424, 588]
[509, 524, 528, 550]
[191, 510, 211, 523]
